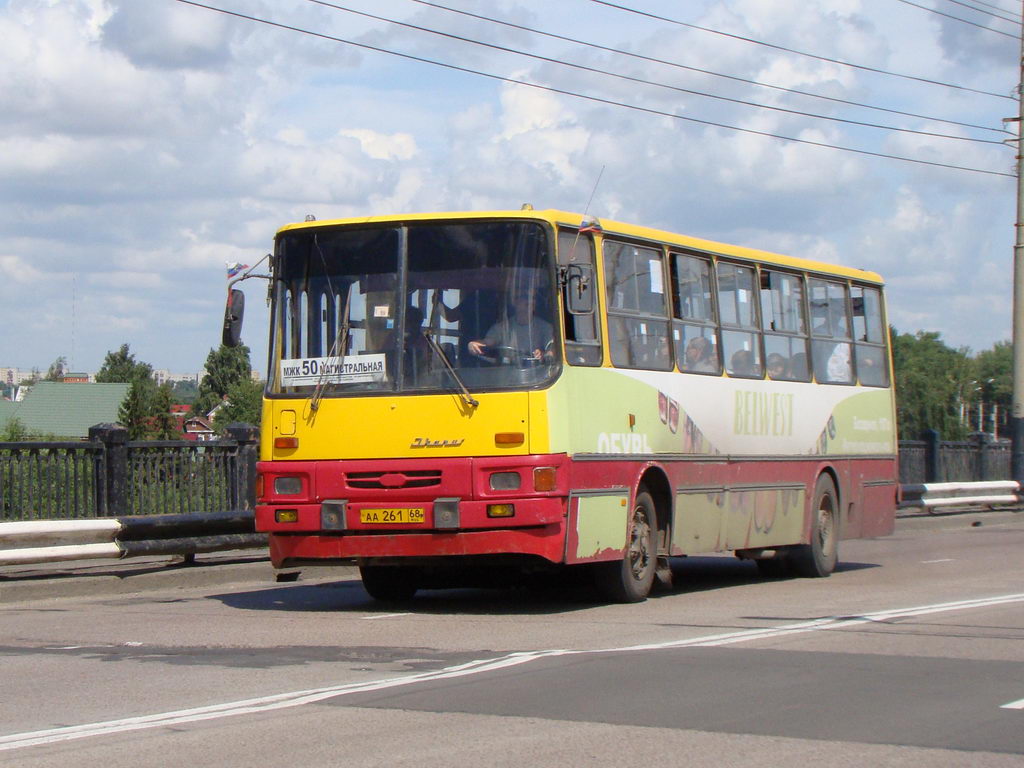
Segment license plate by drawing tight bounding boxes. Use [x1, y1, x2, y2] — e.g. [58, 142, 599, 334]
[359, 507, 425, 524]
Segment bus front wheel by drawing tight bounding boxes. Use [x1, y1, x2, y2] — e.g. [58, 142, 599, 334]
[790, 475, 839, 578]
[359, 565, 419, 602]
[593, 490, 657, 603]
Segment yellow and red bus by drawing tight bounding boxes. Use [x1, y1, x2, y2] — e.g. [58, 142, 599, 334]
[236, 208, 896, 602]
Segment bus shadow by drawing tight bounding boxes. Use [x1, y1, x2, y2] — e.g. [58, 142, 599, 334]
[210, 557, 880, 615]
[659, 555, 880, 596]
[210, 574, 601, 616]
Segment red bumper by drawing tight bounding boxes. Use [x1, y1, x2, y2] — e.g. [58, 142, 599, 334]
[257, 454, 569, 566]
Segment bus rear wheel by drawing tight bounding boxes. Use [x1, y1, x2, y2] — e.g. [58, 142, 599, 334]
[790, 475, 839, 578]
[593, 490, 657, 603]
[359, 564, 419, 602]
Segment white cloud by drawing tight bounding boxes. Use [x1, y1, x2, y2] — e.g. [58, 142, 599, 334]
[0, 0, 1016, 374]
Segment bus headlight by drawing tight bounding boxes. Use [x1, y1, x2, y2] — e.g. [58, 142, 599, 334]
[274, 476, 303, 495]
[489, 471, 521, 491]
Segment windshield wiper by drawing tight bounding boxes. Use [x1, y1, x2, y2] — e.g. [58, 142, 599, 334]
[310, 285, 352, 413]
[422, 329, 478, 409]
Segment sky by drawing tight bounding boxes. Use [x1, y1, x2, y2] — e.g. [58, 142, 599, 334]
[0, 0, 1019, 377]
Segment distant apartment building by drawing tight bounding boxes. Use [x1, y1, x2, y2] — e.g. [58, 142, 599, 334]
[152, 370, 202, 386]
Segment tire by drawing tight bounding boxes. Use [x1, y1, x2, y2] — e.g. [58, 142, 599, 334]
[593, 490, 658, 603]
[359, 565, 419, 602]
[790, 475, 839, 578]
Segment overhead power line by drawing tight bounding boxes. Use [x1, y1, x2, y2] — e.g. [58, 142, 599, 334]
[408, 0, 1009, 136]
[961, 0, 1021, 15]
[303, 0, 1001, 146]
[937, 0, 1022, 25]
[586, 0, 1015, 100]
[171, 0, 1013, 178]
[894, 0, 1019, 35]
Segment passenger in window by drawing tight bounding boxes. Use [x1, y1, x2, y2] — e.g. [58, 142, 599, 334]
[469, 288, 554, 364]
[766, 353, 787, 380]
[683, 336, 717, 373]
[789, 352, 809, 380]
[729, 349, 756, 377]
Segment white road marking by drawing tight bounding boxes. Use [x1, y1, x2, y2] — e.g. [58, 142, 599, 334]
[3, 591, 1024, 752]
[922, 559, 955, 564]
[363, 612, 413, 620]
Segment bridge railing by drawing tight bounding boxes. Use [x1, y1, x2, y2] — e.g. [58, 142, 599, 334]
[1, 423, 258, 522]
[897, 431, 1010, 485]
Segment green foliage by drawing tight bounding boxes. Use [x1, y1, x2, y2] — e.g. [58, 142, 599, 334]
[891, 328, 973, 441]
[44, 356, 67, 382]
[171, 378, 199, 404]
[974, 341, 1011, 433]
[118, 377, 158, 440]
[1, 417, 32, 442]
[194, 344, 253, 417]
[96, 344, 153, 384]
[151, 383, 180, 440]
[213, 378, 264, 431]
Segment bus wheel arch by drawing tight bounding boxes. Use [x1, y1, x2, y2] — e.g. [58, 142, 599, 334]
[593, 488, 657, 602]
[791, 472, 840, 578]
[637, 467, 672, 556]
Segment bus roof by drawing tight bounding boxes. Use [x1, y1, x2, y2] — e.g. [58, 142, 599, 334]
[276, 208, 884, 285]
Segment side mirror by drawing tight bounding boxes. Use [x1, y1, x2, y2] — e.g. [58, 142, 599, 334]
[565, 264, 594, 315]
[223, 289, 245, 347]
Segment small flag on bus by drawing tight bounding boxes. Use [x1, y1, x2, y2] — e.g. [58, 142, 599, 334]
[579, 215, 602, 234]
[226, 262, 249, 278]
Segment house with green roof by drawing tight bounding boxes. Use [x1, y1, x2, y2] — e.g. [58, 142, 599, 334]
[0, 382, 131, 439]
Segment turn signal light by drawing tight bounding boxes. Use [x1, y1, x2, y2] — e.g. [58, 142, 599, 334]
[494, 432, 524, 445]
[533, 467, 557, 492]
[275, 509, 299, 523]
[274, 437, 299, 450]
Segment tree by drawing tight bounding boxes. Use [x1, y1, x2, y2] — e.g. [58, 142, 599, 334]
[1, 417, 32, 442]
[44, 356, 67, 381]
[151, 383, 180, 440]
[194, 344, 253, 417]
[171, 378, 199, 404]
[213, 378, 264, 430]
[96, 344, 153, 384]
[974, 340, 1011, 436]
[118, 378, 157, 440]
[891, 328, 973, 441]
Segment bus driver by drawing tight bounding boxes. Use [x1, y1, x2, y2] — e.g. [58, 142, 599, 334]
[468, 287, 553, 363]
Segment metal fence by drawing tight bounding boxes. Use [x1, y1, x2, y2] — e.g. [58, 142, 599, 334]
[897, 431, 1010, 485]
[1, 422, 1010, 522]
[0, 423, 258, 522]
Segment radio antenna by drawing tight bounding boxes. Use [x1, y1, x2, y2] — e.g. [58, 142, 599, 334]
[566, 165, 605, 263]
[583, 165, 605, 217]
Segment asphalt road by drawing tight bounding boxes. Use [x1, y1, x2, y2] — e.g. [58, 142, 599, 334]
[1, 511, 1022, 767]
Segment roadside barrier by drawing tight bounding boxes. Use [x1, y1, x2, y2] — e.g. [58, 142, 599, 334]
[0, 511, 264, 567]
[3, 481, 1021, 567]
[899, 481, 1021, 511]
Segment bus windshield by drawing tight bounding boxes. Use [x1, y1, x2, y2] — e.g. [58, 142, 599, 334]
[269, 220, 559, 397]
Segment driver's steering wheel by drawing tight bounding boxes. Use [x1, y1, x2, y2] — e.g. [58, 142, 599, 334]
[479, 344, 536, 366]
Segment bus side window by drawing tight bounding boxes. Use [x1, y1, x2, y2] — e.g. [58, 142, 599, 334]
[603, 240, 671, 371]
[809, 278, 854, 384]
[851, 285, 889, 387]
[718, 262, 762, 378]
[558, 229, 602, 366]
[760, 270, 810, 382]
[671, 252, 721, 374]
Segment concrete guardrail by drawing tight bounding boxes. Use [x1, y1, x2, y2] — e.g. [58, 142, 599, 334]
[0, 512, 264, 567]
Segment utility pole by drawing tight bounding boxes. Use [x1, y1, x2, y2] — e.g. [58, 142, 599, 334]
[1012, 2, 1024, 483]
